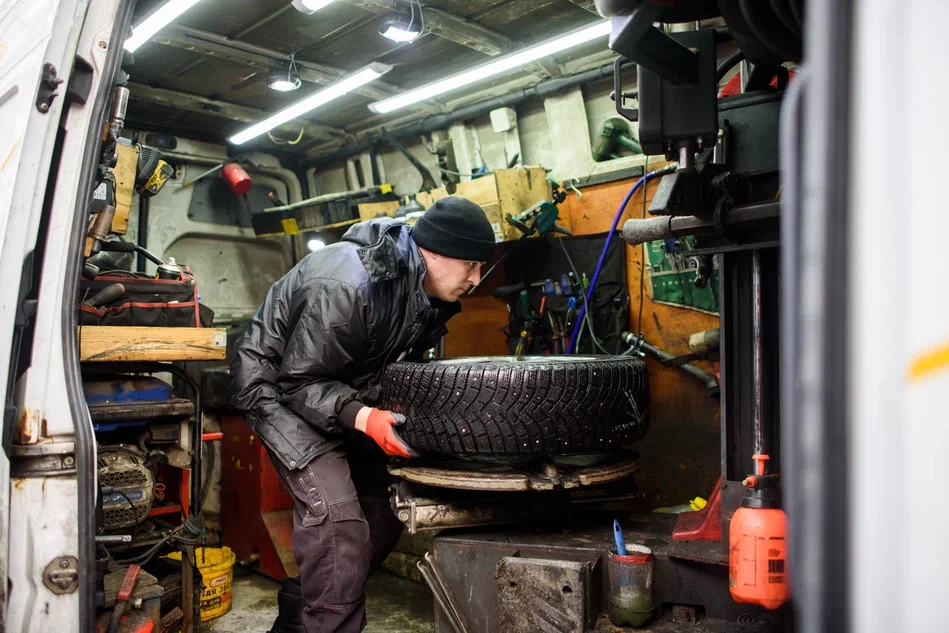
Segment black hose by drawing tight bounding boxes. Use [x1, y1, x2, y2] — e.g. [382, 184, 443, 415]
[789, 0, 804, 32]
[163, 365, 203, 517]
[739, 0, 802, 62]
[623, 333, 720, 398]
[136, 195, 149, 272]
[716, 50, 747, 84]
[769, 0, 801, 37]
[99, 240, 165, 266]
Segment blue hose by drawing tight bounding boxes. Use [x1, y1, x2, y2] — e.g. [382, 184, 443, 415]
[567, 167, 668, 354]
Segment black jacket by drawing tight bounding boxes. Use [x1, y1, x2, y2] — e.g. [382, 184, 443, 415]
[230, 218, 459, 469]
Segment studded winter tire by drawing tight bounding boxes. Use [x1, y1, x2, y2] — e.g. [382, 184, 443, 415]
[381, 356, 649, 456]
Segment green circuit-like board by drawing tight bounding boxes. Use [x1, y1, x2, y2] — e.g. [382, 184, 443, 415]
[645, 236, 720, 315]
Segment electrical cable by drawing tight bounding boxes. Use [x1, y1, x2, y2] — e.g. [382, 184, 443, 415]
[634, 156, 650, 355]
[566, 163, 674, 353]
[268, 122, 307, 145]
[555, 236, 611, 354]
[104, 489, 139, 552]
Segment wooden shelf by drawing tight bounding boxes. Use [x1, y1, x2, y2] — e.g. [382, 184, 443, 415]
[79, 326, 227, 363]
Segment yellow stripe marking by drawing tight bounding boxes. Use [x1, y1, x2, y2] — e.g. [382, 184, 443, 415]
[1, 137, 21, 172]
[908, 342, 949, 382]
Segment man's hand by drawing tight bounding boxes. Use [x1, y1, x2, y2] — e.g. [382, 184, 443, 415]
[355, 407, 418, 459]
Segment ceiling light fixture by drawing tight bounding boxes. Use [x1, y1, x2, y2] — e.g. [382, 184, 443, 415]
[291, 0, 335, 15]
[368, 20, 612, 114]
[229, 62, 392, 146]
[268, 63, 301, 92]
[378, 12, 421, 43]
[124, 0, 209, 53]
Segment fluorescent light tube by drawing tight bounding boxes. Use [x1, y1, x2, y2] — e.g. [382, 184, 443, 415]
[229, 63, 392, 146]
[368, 20, 611, 114]
[124, 0, 208, 53]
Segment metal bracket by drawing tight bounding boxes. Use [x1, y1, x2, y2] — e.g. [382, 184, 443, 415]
[36, 64, 64, 113]
[608, 6, 699, 85]
[44, 556, 79, 594]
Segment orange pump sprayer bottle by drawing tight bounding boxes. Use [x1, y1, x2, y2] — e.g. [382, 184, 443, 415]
[728, 454, 789, 610]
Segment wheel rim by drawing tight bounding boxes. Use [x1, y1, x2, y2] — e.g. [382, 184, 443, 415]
[430, 355, 605, 365]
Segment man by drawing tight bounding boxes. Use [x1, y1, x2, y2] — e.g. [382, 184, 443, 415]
[230, 196, 495, 632]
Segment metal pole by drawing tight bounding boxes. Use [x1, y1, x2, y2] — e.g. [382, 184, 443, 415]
[751, 249, 765, 456]
[181, 544, 194, 633]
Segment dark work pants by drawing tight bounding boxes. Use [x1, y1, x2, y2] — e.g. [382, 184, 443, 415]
[267, 438, 404, 633]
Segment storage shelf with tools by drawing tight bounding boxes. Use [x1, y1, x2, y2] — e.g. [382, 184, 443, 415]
[79, 326, 227, 363]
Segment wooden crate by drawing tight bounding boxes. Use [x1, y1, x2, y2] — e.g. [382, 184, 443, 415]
[357, 200, 401, 222]
[417, 166, 553, 243]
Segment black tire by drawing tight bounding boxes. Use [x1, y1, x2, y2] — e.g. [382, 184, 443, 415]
[381, 356, 648, 457]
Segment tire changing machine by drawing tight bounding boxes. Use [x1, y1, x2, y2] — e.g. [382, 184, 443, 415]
[388, 16, 790, 633]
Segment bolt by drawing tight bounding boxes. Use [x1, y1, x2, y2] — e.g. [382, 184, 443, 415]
[59, 582, 69, 590]
[97, 40, 108, 49]
[398, 511, 409, 521]
[64, 456, 75, 466]
[59, 560, 69, 569]
[39, 103, 49, 112]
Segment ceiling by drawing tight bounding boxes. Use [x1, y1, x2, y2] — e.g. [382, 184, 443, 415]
[123, 0, 610, 157]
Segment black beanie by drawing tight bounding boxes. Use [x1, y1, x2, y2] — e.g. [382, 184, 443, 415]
[410, 196, 496, 262]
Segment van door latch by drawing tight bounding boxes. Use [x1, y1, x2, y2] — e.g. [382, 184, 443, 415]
[36, 64, 64, 114]
[44, 556, 79, 594]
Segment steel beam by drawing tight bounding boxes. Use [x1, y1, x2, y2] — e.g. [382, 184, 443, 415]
[566, 0, 600, 15]
[338, 0, 515, 56]
[149, 25, 399, 101]
[126, 83, 348, 141]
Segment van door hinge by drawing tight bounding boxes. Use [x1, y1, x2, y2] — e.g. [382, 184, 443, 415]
[44, 556, 79, 594]
[36, 64, 64, 114]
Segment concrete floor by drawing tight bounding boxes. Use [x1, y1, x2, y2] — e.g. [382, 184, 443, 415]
[203, 567, 435, 633]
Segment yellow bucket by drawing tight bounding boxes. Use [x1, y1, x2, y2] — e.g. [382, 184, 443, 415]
[167, 546, 237, 621]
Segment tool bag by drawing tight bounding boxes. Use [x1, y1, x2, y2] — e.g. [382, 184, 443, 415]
[79, 271, 214, 327]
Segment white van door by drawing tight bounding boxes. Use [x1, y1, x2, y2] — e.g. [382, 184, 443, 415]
[1, 0, 127, 630]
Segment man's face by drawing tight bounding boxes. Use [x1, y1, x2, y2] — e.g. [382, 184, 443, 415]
[421, 250, 484, 301]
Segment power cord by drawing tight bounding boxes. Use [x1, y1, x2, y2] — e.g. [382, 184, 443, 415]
[555, 236, 612, 355]
[102, 487, 139, 552]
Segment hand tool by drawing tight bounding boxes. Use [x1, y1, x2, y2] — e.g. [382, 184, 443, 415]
[107, 564, 141, 633]
[417, 552, 469, 633]
[613, 519, 628, 556]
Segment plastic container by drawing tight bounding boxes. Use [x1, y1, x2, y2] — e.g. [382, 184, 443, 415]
[728, 455, 789, 610]
[221, 163, 253, 195]
[167, 546, 236, 621]
[607, 544, 655, 628]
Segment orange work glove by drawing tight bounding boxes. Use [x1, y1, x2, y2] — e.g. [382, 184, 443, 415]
[364, 409, 418, 459]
